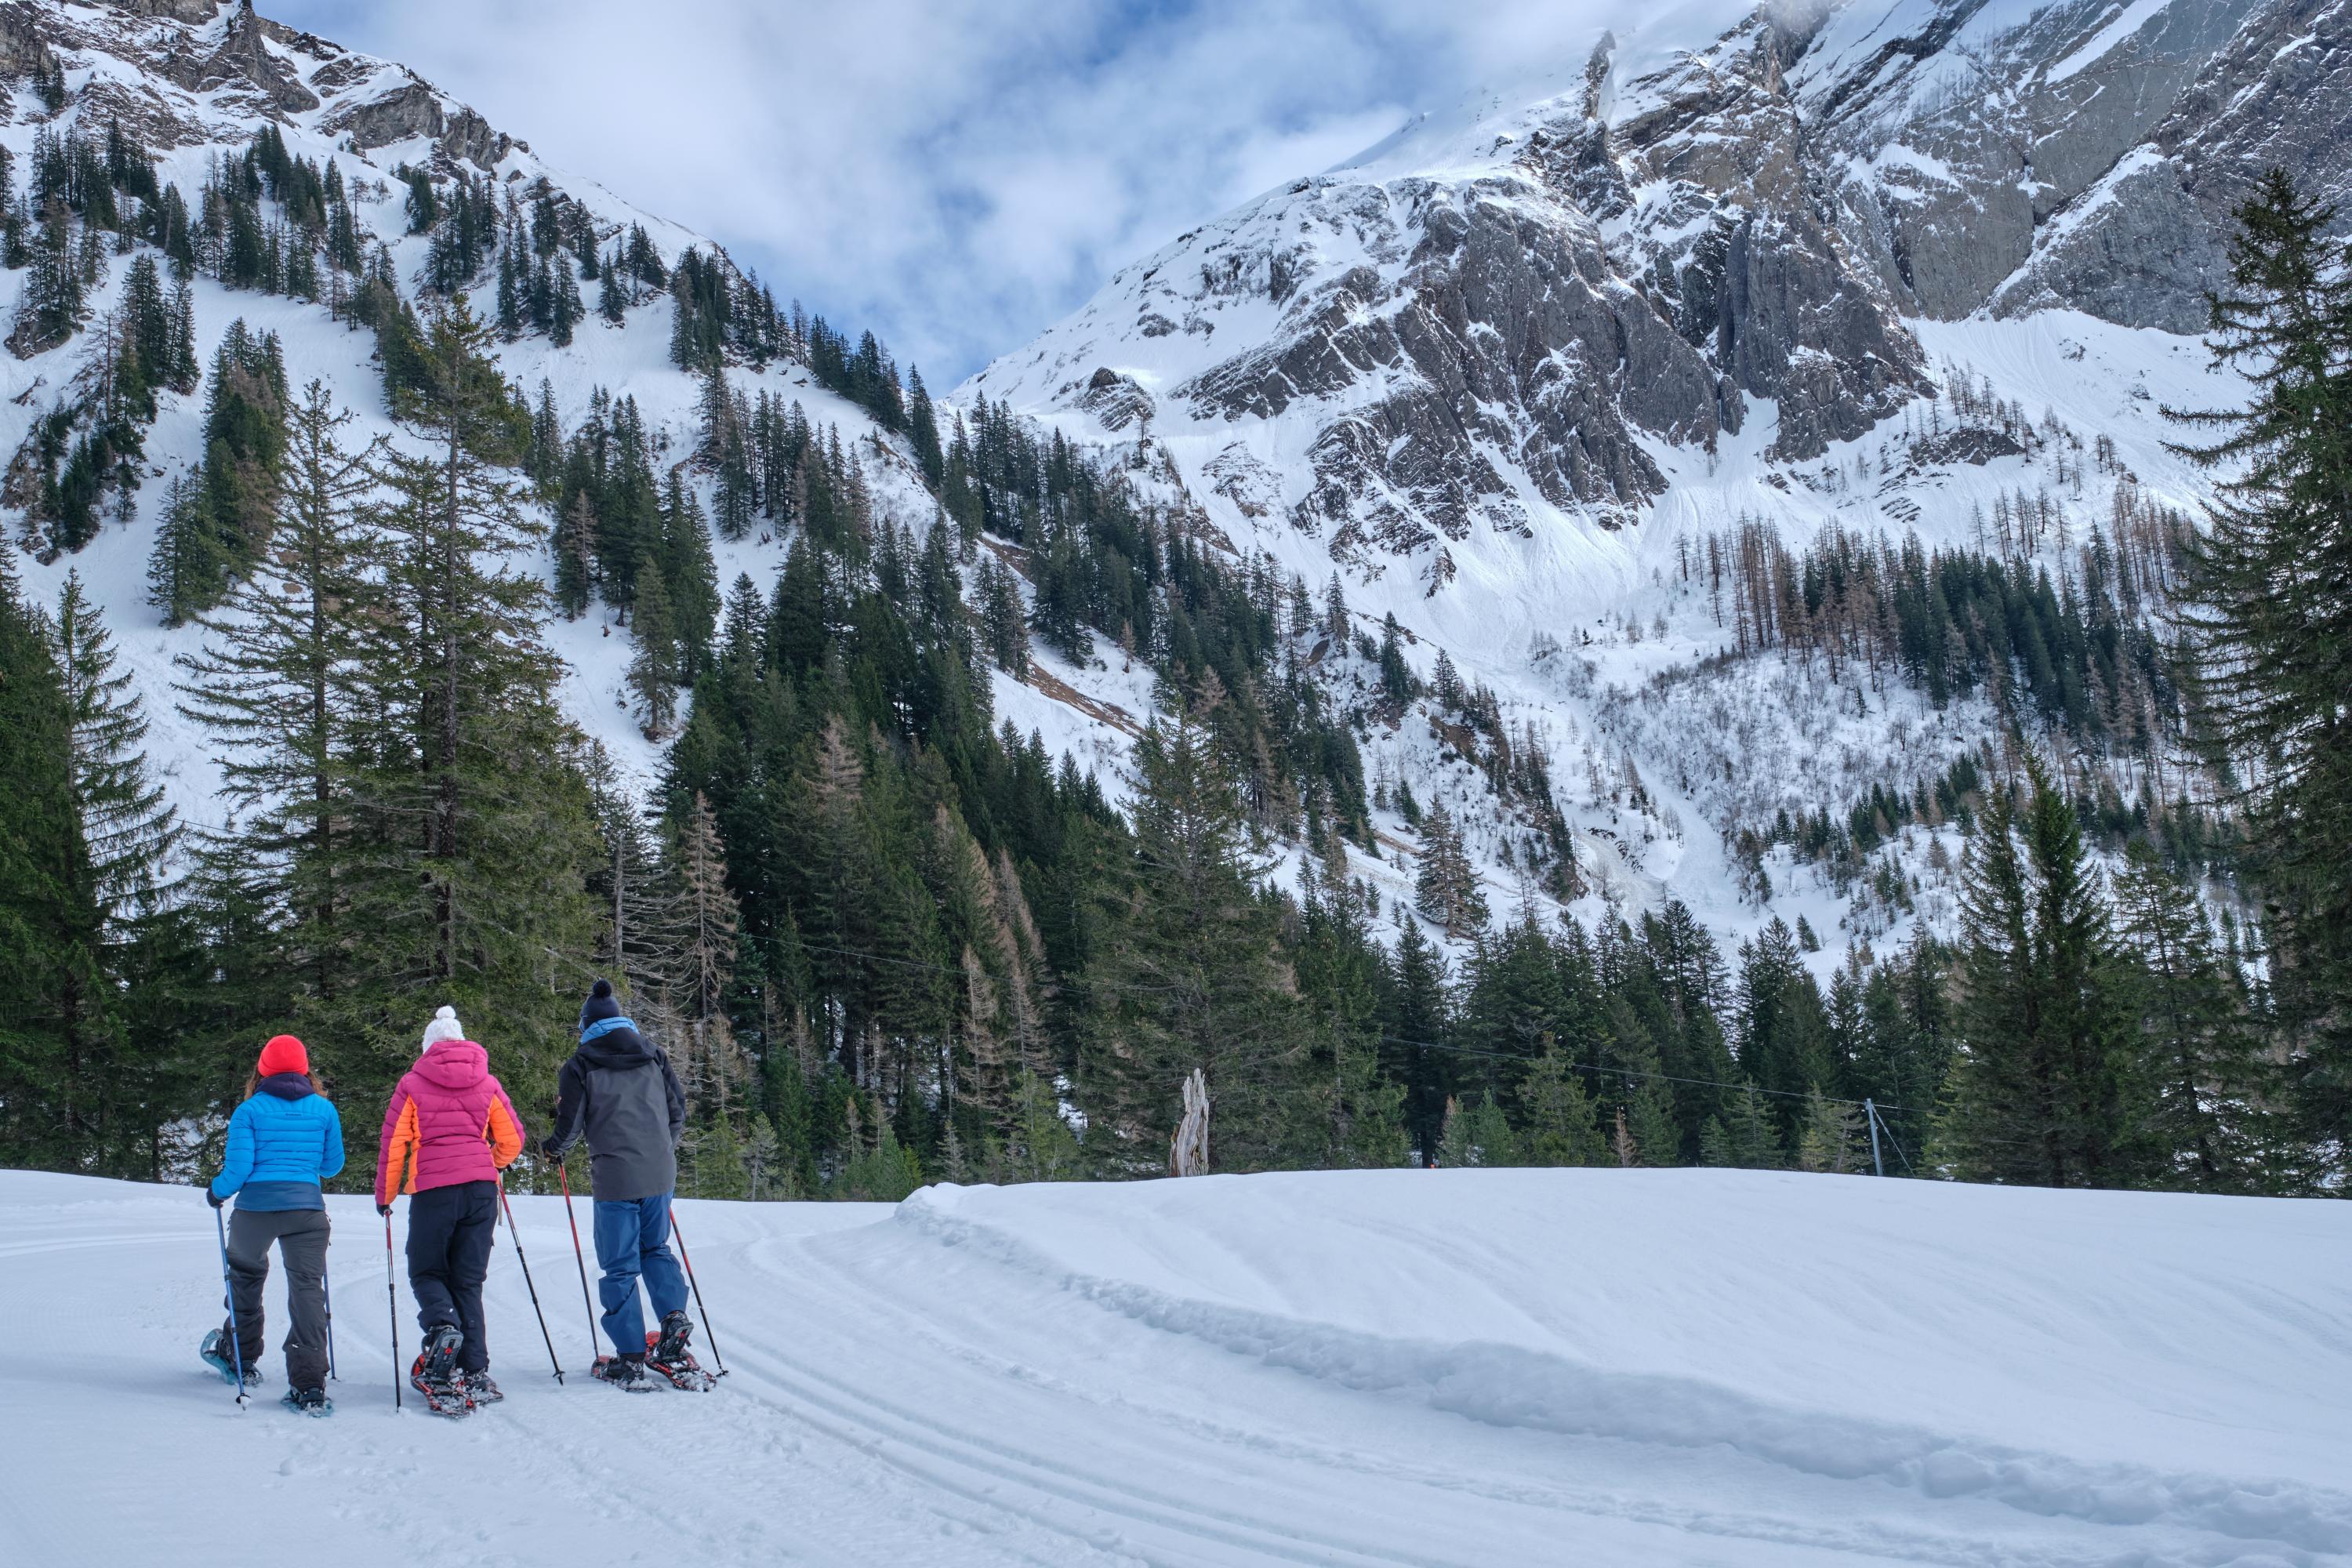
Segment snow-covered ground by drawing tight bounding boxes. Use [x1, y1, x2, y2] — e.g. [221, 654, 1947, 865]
[5, 1167, 2347, 1566]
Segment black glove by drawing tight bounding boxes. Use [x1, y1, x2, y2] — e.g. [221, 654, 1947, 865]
[539, 1137, 563, 1161]
[205, 1185, 227, 1210]
[376, 1201, 392, 1218]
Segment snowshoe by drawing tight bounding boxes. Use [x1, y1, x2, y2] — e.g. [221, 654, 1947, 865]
[643, 1318, 716, 1392]
[590, 1352, 653, 1392]
[281, 1386, 332, 1417]
[407, 1327, 472, 1419]
[200, 1328, 261, 1389]
[462, 1370, 503, 1405]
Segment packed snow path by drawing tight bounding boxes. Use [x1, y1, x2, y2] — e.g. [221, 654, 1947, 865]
[3, 1169, 2347, 1567]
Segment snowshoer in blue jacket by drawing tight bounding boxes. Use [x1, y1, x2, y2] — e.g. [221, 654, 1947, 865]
[201, 1034, 344, 1411]
[541, 980, 692, 1388]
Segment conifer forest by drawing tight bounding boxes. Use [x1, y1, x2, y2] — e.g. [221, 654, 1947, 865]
[4, 31, 2350, 1216]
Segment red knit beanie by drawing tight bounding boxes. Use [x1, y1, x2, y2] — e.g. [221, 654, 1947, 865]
[256, 1034, 309, 1077]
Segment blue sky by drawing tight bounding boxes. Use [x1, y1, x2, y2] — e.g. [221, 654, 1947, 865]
[269, 0, 1604, 385]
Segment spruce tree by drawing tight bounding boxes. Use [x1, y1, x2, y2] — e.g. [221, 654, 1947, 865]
[175, 382, 378, 1004]
[650, 793, 744, 1116]
[0, 506, 93, 1168]
[54, 574, 180, 938]
[554, 490, 597, 618]
[1437, 1091, 1519, 1167]
[1077, 712, 1312, 1172]
[1795, 1087, 1864, 1173]
[49, 575, 186, 1171]
[1413, 803, 1487, 937]
[1377, 911, 1454, 1160]
[1938, 760, 2132, 1186]
[1519, 1038, 1606, 1165]
[145, 471, 226, 625]
[2168, 170, 2352, 1174]
[336, 297, 601, 1137]
[628, 558, 679, 736]
[2108, 842, 2274, 1190]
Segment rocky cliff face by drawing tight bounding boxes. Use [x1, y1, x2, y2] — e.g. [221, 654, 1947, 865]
[967, 0, 2352, 583]
[13, 0, 522, 170]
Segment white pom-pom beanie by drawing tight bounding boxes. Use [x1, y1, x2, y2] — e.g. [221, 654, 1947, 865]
[420, 1005, 466, 1048]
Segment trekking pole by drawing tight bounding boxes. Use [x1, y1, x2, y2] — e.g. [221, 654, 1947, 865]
[667, 1208, 727, 1378]
[499, 1180, 565, 1383]
[324, 1254, 337, 1381]
[384, 1209, 401, 1412]
[557, 1158, 600, 1362]
[214, 1205, 248, 1409]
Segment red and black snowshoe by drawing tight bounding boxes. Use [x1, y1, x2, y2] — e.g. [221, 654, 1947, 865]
[590, 1352, 654, 1392]
[408, 1327, 473, 1419]
[645, 1311, 716, 1392]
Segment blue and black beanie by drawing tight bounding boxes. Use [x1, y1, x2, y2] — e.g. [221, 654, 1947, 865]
[579, 978, 622, 1032]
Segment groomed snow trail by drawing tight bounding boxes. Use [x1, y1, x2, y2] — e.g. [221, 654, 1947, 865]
[2, 1169, 2346, 1567]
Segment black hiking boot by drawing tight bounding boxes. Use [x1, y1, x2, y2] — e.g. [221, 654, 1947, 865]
[593, 1352, 651, 1391]
[282, 1385, 332, 1417]
[652, 1310, 694, 1367]
[463, 1370, 503, 1404]
[408, 1327, 472, 1417]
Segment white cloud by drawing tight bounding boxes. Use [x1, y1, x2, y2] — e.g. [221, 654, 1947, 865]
[270, 0, 1632, 381]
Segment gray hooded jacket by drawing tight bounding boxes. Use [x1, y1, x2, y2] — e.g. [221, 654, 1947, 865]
[546, 1018, 685, 1201]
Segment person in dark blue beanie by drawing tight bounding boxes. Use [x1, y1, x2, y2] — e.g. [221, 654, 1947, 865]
[543, 981, 690, 1386]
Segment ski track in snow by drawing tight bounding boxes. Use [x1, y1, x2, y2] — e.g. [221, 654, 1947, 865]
[4, 1168, 2347, 1568]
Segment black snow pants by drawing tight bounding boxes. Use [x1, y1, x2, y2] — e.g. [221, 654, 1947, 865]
[224, 1207, 332, 1390]
[406, 1179, 498, 1374]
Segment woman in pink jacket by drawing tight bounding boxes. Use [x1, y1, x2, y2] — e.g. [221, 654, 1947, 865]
[376, 1006, 526, 1410]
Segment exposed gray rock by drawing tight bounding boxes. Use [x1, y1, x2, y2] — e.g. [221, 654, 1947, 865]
[975, 0, 2352, 580]
[1078, 367, 1155, 431]
[319, 76, 514, 169]
[158, 0, 317, 114]
[1991, 154, 2229, 332]
[1989, 0, 2352, 332]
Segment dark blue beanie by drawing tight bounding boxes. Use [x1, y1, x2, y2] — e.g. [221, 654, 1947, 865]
[579, 978, 621, 1030]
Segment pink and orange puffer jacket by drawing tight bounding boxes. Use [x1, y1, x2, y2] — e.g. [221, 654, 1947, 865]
[375, 1035, 526, 1206]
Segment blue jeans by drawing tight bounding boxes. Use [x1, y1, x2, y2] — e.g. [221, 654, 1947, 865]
[590, 1192, 688, 1356]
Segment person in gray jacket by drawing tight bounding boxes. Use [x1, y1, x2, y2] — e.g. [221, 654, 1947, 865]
[540, 979, 691, 1385]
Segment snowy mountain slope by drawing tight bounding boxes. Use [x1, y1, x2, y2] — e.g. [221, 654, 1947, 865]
[1, 0, 944, 818]
[8, 1167, 2349, 1566]
[2, 0, 2332, 977]
[958, 0, 2328, 961]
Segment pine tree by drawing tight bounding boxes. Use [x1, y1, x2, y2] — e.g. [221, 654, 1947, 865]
[0, 511, 95, 1167]
[145, 472, 227, 626]
[1437, 1091, 1519, 1167]
[1795, 1087, 1864, 1173]
[1413, 803, 1487, 937]
[1078, 712, 1313, 1172]
[1378, 913, 1454, 1160]
[658, 470, 719, 679]
[651, 793, 743, 1116]
[1938, 760, 2132, 1187]
[1519, 1038, 1606, 1165]
[2108, 842, 2274, 1190]
[334, 296, 601, 1129]
[175, 382, 378, 1003]
[554, 490, 597, 618]
[54, 574, 180, 940]
[2167, 170, 2352, 1176]
[1698, 1080, 1783, 1168]
[628, 557, 679, 735]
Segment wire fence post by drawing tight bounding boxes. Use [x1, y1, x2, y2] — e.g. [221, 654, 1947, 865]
[1864, 1098, 1885, 1178]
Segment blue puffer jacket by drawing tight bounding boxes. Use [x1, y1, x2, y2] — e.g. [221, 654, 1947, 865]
[209, 1074, 347, 1211]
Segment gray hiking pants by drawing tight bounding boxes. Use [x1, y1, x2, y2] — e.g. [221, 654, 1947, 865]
[224, 1207, 331, 1390]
